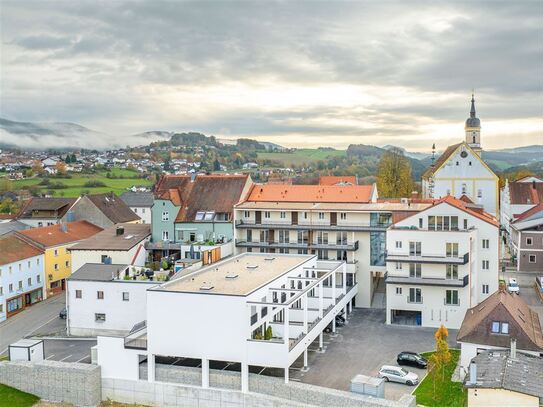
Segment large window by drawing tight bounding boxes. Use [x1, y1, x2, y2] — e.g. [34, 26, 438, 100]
[278, 230, 289, 243]
[445, 290, 459, 305]
[337, 231, 348, 245]
[428, 216, 458, 231]
[408, 288, 422, 303]
[491, 321, 509, 334]
[297, 230, 308, 244]
[446, 264, 458, 279]
[446, 242, 459, 257]
[409, 242, 422, 256]
[409, 263, 421, 278]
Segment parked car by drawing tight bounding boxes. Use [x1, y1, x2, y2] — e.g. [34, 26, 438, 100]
[508, 278, 520, 295]
[378, 365, 419, 386]
[397, 351, 428, 369]
[59, 308, 67, 319]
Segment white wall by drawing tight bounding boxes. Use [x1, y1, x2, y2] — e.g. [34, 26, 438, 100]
[131, 207, 152, 225]
[71, 243, 147, 272]
[97, 336, 143, 380]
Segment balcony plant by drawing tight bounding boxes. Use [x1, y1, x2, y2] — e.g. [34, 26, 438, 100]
[265, 326, 273, 340]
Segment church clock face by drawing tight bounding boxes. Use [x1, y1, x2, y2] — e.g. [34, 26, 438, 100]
[460, 151, 468, 158]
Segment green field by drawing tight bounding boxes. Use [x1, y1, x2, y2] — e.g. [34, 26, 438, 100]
[414, 349, 466, 407]
[0, 383, 39, 407]
[8, 167, 154, 198]
[257, 148, 346, 166]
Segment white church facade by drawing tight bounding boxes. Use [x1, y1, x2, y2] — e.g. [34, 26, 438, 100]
[422, 95, 499, 218]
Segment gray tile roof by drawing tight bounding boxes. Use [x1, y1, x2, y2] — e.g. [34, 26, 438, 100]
[120, 192, 154, 208]
[0, 220, 30, 236]
[466, 350, 543, 398]
[69, 263, 129, 282]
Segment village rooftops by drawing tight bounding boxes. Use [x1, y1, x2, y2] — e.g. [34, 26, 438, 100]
[0, 234, 43, 265]
[243, 184, 376, 203]
[235, 200, 431, 212]
[18, 197, 77, 219]
[69, 223, 151, 251]
[85, 192, 140, 223]
[17, 220, 103, 248]
[120, 192, 154, 208]
[158, 253, 315, 296]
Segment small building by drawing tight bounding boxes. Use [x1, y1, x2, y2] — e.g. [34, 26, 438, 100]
[64, 192, 141, 229]
[457, 288, 543, 377]
[508, 203, 543, 273]
[69, 223, 151, 272]
[17, 221, 103, 298]
[120, 192, 154, 224]
[18, 197, 77, 228]
[0, 234, 45, 322]
[66, 263, 156, 336]
[465, 349, 543, 407]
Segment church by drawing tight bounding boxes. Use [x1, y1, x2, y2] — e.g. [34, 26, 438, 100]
[422, 95, 499, 217]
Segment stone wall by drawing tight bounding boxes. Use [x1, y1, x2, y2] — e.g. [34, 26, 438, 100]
[0, 360, 101, 407]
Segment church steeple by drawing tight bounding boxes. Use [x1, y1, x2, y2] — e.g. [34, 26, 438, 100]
[465, 92, 482, 156]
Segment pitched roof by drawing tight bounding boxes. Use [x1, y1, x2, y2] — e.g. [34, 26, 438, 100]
[0, 234, 42, 265]
[120, 191, 154, 207]
[319, 176, 357, 186]
[508, 181, 543, 205]
[85, 193, 140, 223]
[465, 350, 543, 398]
[513, 203, 543, 223]
[18, 197, 77, 219]
[0, 220, 30, 236]
[422, 143, 461, 179]
[245, 184, 375, 203]
[457, 289, 543, 351]
[69, 223, 151, 251]
[69, 263, 130, 282]
[18, 221, 103, 248]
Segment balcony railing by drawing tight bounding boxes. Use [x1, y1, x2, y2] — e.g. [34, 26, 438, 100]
[385, 272, 469, 288]
[235, 239, 359, 251]
[385, 251, 469, 265]
[235, 219, 388, 232]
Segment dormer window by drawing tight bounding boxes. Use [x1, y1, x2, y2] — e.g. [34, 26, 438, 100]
[491, 321, 509, 334]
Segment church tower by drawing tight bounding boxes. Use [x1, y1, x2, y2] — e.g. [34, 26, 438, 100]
[465, 93, 482, 156]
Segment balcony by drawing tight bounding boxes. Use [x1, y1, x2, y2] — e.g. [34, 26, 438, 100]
[385, 272, 469, 288]
[385, 251, 469, 265]
[235, 219, 388, 232]
[235, 239, 359, 251]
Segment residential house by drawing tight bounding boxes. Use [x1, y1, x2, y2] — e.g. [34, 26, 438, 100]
[500, 177, 543, 238]
[69, 223, 151, 272]
[508, 204, 543, 272]
[150, 174, 252, 259]
[456, 288, 543, 377]
[66, 263, 156, 336]
[18, 197, 77, 228]
[120, 192, 154, 224]
[234, 183, 431, 307]
[0, 234, 44, 322]
[64, 192, 141, 229]
[465, 349, 543, 407]
[385, 195, 499, 328]
[17, 221, 103, 298]
[422, 95, 499, 217]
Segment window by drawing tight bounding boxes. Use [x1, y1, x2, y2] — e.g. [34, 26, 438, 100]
[37, 258, 40, 265]
[316, 231, 328, 244]
[97, 291, 104, 300]
[491, 321, 509, 334]
[75, 290, 82, 299]
[122, 292, 129, 301]
[461, 183, 467, 194]
[527, 237, 533, 245]
[18, 281, 23, 289]
[303, 212, 308, 219]
[18, 263, 21, 271]
[278, 230, 289, 243]
[280, 211, 286, 219]
[482, 260, 489, 270]
[445, 290, 459, 305]
[446, 242, 459, 257]
[336, 231, 348, 245]
[340, 212, 347, 220]
[0, 287, 2, 296]
[318, 212, 325, 220]
[396, 287, 402, 295]
[264, 211, 271, 219]
[419, 218, 423, 228]
[27, 261, 31, 268]
[396, 241, 402, 249]
[429, 216, 458, 231]
[529, 255, 537, 263]
[9, 284, 13, 293]
[95, 313, 106, 322]
[501, 322, 509, 334]
[482, 284, 489, 294]
[409, 263, 421, 278]
[37, 275, 41, 283]
[409, 242, 421, 256]
[408, 288, 422, 303]
[243, 210, 250, 218]
[395, 262, 402, 270]
[246, 230, 252, 242]
[65, 260, 70, 268]
[54, 249, 59, 256]
[477, 189, 482, 198]
[456, 161, 459, 166]
[482, 239, 489, 249]
[464, 219, 468, 229]
[54, 263, 59, 271]
[446, 264, 458, 279]
[134, 208, 138, 213]
[142, 208, 145, 214]
[27, 277, 31, 286]
[162, 231, 169, 241]
[469, 161, 472, 166]
[162, 211, 169, 221]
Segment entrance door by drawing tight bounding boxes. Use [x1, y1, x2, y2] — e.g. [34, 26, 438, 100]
[330, 212, 337, 226]
[61, 279, 66, 291]
[255, 211, 262, 225]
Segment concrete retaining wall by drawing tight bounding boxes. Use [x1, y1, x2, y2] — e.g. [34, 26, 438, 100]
[0, 360, 101, 407]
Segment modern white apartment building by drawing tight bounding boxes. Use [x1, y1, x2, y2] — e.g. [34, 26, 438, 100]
[96, 253, 357, 392]
[66, 263, 156, 336]
[233, 183, 432, 307]
[385, 196, 499, 329]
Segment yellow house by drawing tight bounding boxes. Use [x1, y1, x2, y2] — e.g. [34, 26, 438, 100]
[18, 221, 103, 297]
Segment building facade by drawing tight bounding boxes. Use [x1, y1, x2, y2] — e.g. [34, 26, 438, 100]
[17, 197, 77, 228]
[120, 192, 154, 225]
[385, 196, 499, 329]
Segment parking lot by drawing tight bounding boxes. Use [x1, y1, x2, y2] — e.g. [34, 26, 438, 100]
[503, 270, 543, 321]
[42, 339, 96, 363]
[295, 308, 458, 401]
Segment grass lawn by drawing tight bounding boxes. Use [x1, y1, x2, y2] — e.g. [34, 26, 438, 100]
[257, 148, 346, 166]
[0, 384, 39, 407]
[9, 168, 153, 198]
[413, 349, 466, 407]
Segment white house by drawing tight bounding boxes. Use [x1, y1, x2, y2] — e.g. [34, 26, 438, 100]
[385, 196, 499, 329]
[422, 95, 499, 218]
[69, 223, 151, 272]
[120, 192, 154, 225]
[66, 263, 156, 336]
[96, 253, 357, 392]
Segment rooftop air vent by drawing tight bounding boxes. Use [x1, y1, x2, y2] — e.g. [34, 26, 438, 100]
[199, 284, 214, 291]
[225, 273, 239, 279]
[246, 264, 259, 270]
[264, 257, 275, 261]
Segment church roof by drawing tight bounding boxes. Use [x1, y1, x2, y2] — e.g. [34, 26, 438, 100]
[465, 94, 480, 128]
[422, 143, 462, 179]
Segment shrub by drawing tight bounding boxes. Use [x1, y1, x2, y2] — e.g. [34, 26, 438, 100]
[265, 326, 273, 340]
[83, 180, 106, 187]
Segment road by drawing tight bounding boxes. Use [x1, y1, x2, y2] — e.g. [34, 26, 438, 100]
[0, 294, 66, 355]
[502, 270, 543, 321]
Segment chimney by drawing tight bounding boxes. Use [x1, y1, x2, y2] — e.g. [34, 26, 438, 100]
[116, 226, 125, 236]
[469, 362, 477, 385]
[411, 191, 419, 201]
[60, 222, 68, 233]
[511, 338, 517, 359]
[533, 180, 537, 190]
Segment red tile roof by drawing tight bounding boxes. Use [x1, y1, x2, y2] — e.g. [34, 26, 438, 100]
[319, 176, 357, 186]
[0, 234, 43, 265]
[245, 184, 375, 203]
[509, 182, 543, 205]
[18, 221, 103, 248]
[513, 203, 543, 223]
[438, 195, 499, 227]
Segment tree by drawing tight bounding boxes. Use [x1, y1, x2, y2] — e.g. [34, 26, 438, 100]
[0, 178, 12, 193]
[32, 160, 44, 175]
[55, 161, 67, 175]
[428, 324, 452, 392]
[213, 159, 221, 171]
[376, 148, 414, 198]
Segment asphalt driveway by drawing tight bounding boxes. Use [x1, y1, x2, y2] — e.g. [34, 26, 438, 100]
[294, 308, 458, 401]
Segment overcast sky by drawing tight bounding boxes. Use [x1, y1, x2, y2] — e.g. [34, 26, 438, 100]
[1, 1, 542, 151]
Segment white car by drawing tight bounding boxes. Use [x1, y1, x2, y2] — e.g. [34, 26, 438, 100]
[508, 278, 520, 295]
[378, 365, 419, 386]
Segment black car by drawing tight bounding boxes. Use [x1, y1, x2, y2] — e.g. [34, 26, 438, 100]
[397, 352, 427, 369]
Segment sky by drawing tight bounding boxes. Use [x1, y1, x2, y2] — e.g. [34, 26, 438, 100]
[1, 1, 542, 151]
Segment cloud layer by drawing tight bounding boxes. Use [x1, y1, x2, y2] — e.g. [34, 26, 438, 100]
[1, 1, 542, 150]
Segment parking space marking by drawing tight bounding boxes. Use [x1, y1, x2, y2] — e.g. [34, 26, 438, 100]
[258, 367, 266, 375]
[76, 355, 90, 363]
[46, 354, 56, 360]
[59, 354, 73, 362]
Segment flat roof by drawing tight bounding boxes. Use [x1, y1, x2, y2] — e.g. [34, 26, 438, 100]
[159, 253, 315, 296]
[69, 263, 130, 282]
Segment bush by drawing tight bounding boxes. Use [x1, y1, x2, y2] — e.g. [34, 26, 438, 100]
[265, 326, 273, 340]
[83, 180, 106, 187]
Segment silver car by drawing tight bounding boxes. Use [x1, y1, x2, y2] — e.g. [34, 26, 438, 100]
[378, 365, 419, 386]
